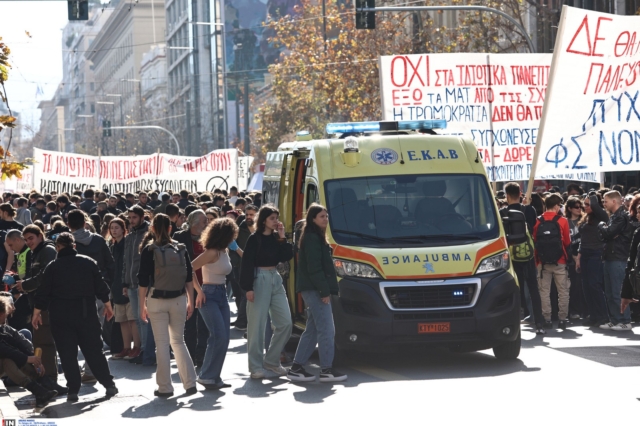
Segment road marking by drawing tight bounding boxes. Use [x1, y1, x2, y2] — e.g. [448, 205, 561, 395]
[350, 365, 409, 381]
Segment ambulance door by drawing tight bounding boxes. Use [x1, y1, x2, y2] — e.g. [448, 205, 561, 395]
[280, 149, 311, 319]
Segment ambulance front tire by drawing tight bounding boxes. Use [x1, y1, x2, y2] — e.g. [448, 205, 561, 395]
[492, 330, 521, 360]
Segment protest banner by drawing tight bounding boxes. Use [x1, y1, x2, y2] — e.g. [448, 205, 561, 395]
[532, 6, 640, 183]
[32, 148, 245, 194]
[379, 53, 599, 183]
[0, 165, 34, 193]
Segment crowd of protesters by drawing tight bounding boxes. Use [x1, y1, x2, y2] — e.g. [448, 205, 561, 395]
[9, 177, 640, 406]
[0, 185, 345, 407]
[496, 182, 640, 335]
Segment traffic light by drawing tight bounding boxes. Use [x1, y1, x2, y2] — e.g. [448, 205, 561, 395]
[355, 0, 375, 30]
[102, 120, 111, 137]
[68, 1, 89, 21]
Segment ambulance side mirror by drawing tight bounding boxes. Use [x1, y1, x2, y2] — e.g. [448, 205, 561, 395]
[503, 210, 527, 246]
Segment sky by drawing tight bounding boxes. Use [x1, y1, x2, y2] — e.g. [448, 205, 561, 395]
[1, 0, 73, 138]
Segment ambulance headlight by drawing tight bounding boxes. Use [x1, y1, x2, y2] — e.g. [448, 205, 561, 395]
[334, 259, 381, 279]
[476, 251, 510, 273]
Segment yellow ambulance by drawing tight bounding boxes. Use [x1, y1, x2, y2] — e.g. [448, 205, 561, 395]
[263, 120, 527, 359]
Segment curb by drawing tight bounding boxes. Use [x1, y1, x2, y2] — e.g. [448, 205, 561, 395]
[0, 379, 20, 419]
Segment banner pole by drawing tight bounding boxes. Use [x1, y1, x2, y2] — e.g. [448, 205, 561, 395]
[526, 5, 568, 203]
[98, 148, 102, 191]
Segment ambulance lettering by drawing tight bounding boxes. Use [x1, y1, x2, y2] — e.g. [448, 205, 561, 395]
[406, 149, 459, 161]
[381, 253, 472, 265]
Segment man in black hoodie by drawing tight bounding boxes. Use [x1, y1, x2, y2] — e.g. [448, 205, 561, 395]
[0, 296, 58, 407]
[32, 233, 118, 402]
[67, 210, 115, 382]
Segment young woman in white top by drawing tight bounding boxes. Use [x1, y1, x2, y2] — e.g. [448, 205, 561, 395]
[191, 217, 238, 389]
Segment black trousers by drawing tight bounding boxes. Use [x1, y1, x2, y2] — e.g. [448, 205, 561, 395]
[184, 290, 208, 366]
[513, 259, 544, 326]
[49, 300, 115, 394]
[568, 262, 587, 317]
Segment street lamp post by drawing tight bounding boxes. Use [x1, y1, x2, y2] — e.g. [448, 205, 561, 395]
[96, 101, 115, 155]
[106, 94, 124, 152]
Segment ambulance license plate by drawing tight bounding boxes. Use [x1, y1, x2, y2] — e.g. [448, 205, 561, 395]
[418, 322, 450, 333]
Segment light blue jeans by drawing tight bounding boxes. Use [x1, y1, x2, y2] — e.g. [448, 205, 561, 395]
[246, 270, 292, 373]
[293, 291, 335, 369]
[198, 285, 230, 384]
[603, 260, 631, 324]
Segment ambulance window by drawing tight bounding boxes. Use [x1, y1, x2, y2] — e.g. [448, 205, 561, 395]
[306, 184, 318, 209]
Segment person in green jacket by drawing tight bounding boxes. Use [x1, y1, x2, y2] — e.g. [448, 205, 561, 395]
[287, 204, 347, 383]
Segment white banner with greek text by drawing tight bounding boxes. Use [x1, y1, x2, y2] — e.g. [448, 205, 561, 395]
[33, 148, 242, 194]
[536, 6, 640, 176]
[379, 52, 599, 182]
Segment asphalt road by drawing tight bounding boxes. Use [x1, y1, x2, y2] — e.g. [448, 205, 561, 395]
[6, 316, 640, 425]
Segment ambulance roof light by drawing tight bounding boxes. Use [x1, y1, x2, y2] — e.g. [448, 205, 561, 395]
[343, 136, 359, 153]
[398, 120, 447, 131]
[325, 120, 446, 135]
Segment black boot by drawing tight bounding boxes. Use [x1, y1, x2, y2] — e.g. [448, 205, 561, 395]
[39, 375, 69, 395]
[25, 381, 58, 408]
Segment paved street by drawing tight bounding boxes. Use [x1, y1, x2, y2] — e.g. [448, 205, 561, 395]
[5, 309, 640, 425]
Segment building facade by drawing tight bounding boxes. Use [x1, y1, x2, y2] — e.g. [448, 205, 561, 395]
[87, 0, 165, 155]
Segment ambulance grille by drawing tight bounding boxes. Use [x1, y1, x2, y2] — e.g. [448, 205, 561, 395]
[384, 284, 477, 310]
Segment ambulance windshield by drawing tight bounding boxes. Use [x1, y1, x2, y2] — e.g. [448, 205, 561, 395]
[325, 174, 499, 247]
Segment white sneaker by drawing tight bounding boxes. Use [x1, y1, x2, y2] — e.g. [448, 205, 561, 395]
[599, 322, 616, 330]
[264, 364, 288, 376]
[250, 369, 266, 379]
[611, 323, 633, 331]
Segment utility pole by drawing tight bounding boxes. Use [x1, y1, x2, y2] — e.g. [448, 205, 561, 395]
[243, 75, 250, 155]
[186, 100, 192, 156]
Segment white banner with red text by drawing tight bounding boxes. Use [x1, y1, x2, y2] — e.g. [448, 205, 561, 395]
[379, 52, 599, 183]
[32, 148, 251, 194]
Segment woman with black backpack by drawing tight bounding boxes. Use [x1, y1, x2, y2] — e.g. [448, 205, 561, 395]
[137, 213, 198, 397]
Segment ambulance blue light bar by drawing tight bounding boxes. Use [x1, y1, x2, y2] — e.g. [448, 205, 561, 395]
[326, 120, 446, 134]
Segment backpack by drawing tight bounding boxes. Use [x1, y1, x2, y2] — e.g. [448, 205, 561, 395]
[150, 242, 187, 292]
[535, 214, 565, 265]
[509, 206, 535, 262]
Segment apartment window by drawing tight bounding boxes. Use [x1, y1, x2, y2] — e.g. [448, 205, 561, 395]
[90, 82, 94, 91]
[91, 103, 95, 113]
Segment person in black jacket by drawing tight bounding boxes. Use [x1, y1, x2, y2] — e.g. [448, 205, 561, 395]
[598, 191, 633, 330]
[622, 226, 640, 311]
[79, 189, 96, 214]
[13, 225, 67, 395]
[32, 232, 118, 402]
[0, 296, 58, 407]
[67, 209, 115, 382]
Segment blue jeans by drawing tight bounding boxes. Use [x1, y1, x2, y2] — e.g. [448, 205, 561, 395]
[18, 329, 32, 341]
[143, 322, 156, 365]
[581, 249, 609, 322]
[293, 291, 336, 369]
[128, 288, 147, 352]
[603, 260, 630, 324]
[197, 285, 230, 384]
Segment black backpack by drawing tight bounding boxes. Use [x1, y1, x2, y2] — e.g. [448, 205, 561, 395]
[536, 214, 564, 264]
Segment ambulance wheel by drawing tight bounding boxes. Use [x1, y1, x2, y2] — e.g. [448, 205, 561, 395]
[492, 330, 521, 360]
